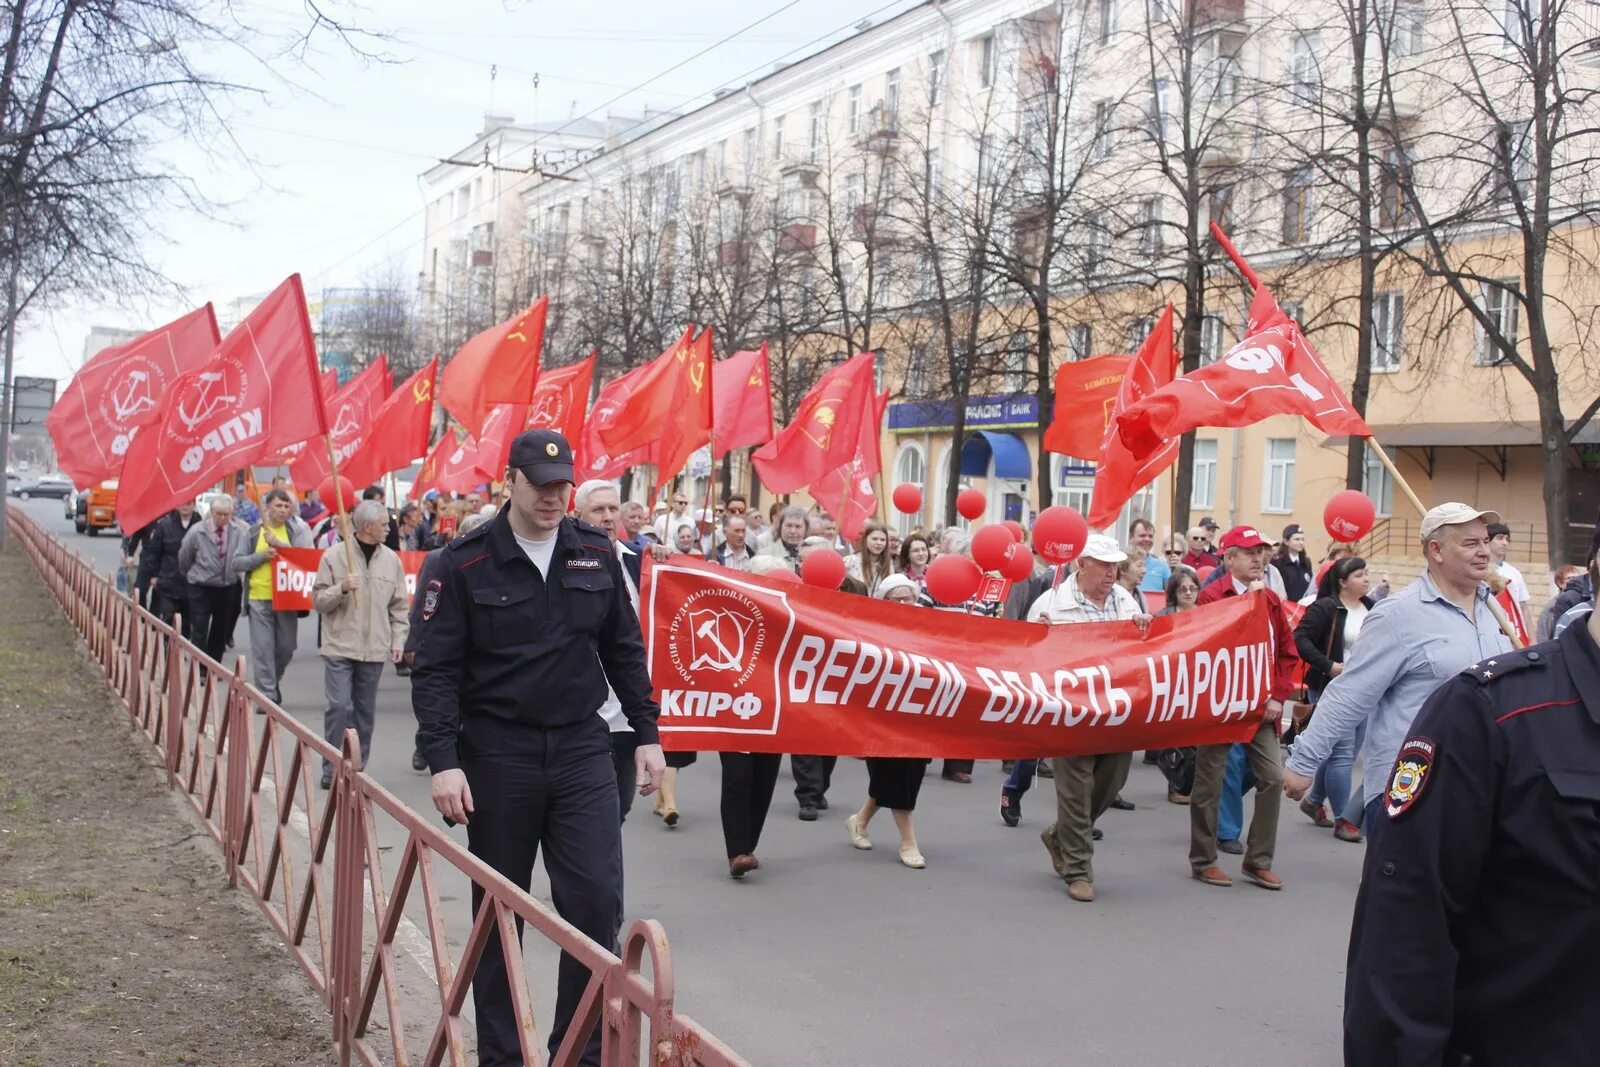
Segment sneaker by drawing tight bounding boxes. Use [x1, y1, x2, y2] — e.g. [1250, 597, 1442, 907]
[1218, 838, 1245, 855]
[816, 796, 830, 811]
[411, 748, 427, 773]
[999, 789, 1022, 827]
[798, 805, 819, 822]
[1300, 798, 1334, 828]
[1040, 827, 1066, 878]
[1167, 788, 1191, 806]
[1092, 827, 1104, 841]
[1334, 819, 1364, 843]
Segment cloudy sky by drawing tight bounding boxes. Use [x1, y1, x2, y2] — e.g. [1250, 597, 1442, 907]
[17, 0, 922, 382]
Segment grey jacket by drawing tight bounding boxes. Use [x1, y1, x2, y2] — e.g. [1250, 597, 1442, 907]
[177, 517, 250, 588]
[228, 516, 313, 589]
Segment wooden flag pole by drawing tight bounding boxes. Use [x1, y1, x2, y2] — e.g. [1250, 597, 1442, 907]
[324, 433, 359, 607]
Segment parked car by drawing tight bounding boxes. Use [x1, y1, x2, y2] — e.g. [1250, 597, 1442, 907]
[5, 470, 20, 496]
[11, 476, 74, 500]
[75, 481, 119, 535]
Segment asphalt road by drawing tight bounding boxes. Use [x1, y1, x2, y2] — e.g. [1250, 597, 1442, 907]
[17, 497, 1359, 1066]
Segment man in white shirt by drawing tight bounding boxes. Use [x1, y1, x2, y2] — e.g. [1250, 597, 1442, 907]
[1028, 535, 1152, 903]
[652, 490, 692, 545]
[1487, 521, 1531, 641]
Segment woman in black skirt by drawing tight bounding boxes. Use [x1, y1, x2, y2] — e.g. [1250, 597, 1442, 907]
[844, 574, 930, 868]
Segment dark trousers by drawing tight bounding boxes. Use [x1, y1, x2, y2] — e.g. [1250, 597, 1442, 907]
[610, 731, 637, 823]
[154, 590, 191, 639]
[791, 754, 836, 808]
[720, 752, 781, 859]
[186, 583, 241, 663]
[461, 719, 621, 1067]
[942, 759, 975, 777]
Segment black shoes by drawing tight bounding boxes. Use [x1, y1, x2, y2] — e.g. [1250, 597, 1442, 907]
[816, 796, 830, 811]
[1218, 838, 1245, 855]
[1109, 794, 1135, 811]
[798, 805, 818, 822]
[1000, 789, 1022, 827]
[411, 748, 427, 772]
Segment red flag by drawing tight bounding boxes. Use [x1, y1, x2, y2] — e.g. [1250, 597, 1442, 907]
[1116, 291, 1372, 461]
[473, 402, 531, 481]
[1043, 354, 1132, 461]
[437, 296, 547, 439]
[46, 306, 222, 487]
[1088, 307, 1182, 528]
[752, 352, 877, 493]
[116, 277, 328, 532]
[409, 428, 456, 502]
[712, 343, 774, 457]
[289, 356, 390, 490]
[811, 389, 888, 542]
[345, 357, 438, 488]
[434, 429, 487, 495]
[595, 326, 712, 487]
[524, 353, 595, 443]
[576, 361, 657, 482]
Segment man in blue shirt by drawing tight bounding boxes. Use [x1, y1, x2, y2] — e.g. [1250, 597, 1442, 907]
[1283, 502, 1514, 831]
[1130, 517, 1170, 595]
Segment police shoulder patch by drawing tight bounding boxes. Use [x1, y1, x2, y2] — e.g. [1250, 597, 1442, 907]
[1385, 737, 1436, 819]
[422, 578, 442, 621]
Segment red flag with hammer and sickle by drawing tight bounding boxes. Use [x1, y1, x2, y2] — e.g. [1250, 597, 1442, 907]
[594, 326, 712, 488]
[345, 357, 439, 488]
[437, 296, 547, 439]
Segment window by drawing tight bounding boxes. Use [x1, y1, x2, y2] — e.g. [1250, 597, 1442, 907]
[715, 140, 727, 182]
[874, 256, 893, 305]
[1127, 316, 1156, 350]
[1150, 79, 1173, 141]
[886, 68, 901, 122]
[1140, 197, 1164, 255]
[1087, 221, 1110, 273]
[1291, 34, 1319, 105]
[929, 50, 945, 105]
[1092, 101, 1114, 160]
[1476, 280, 1520, 365]
[1068, 323, 1093, 362]
[1207, 182, 1234, 231]
[1280, 299, 1306, 325]
[1390, 0, 1424, 56]
[1379, 146, 1412, 228]
[1282, 167, 1315, 244]
[977, 35, 996, 88]
[1098, 0, 1118, 43]
[848, 85, 862, 134]
[1263, 438, 1297, 512]
[1148, 0, 1177, 20]
[808, 102, 823, 163]
[1500, 0, 1525, 48]
[1200, 314, 1225, 364]
[1371, 291, 1404, 371]
[1004, 331, 1030, 393]
[893, 444, 927, 533]
[743, 127, 758, 177]
[1363, 442, 1395, 517]
[1192, 439, 1218, 509]
[906, 343, 931, 396]
[1494, 118, 1533, 202]
[840, 259, 855, 294]
[925, 147, 942, 194]
[1215, 56, 1242, 104]
[772, 115, 785, 160]
[977, 134, 996, 184]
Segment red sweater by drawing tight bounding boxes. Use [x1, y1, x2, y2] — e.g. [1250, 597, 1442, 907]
[1196, 576, 1298, 702]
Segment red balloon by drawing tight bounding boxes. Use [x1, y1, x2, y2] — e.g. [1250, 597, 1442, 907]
[767, 568, 802, 585]
[1197, 565, 1216, 584]
[1324, 489, 1376, 542]
[956, 488, 987, 521]
[971, 524, 1017, 572]
[1002, 520, 1026, 543]
[925, 554, 983, 605]
[891, 482, 923, 515]
[1000, 541, 1035, 582]
[316, 475, 357, 513]
[1031, 506, 1089, 565]
[801, 549, 846, 589]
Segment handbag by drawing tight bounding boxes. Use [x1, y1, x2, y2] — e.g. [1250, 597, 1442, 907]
[1292, 615, 1342, 731]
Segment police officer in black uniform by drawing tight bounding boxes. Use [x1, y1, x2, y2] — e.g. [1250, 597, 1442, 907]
[1344, 549, 1600, 1067]
[411, 429, 665, 1067]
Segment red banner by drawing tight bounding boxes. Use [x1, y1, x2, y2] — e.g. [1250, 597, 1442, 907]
[642, 558, 1277, 757]
[272, 547, 428, 610]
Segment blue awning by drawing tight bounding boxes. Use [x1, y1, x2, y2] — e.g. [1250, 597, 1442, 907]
[960, 431, 1032, 479]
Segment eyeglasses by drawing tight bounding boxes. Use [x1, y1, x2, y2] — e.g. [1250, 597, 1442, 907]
[673, 499, 688, 506]
[1179, 585, 1199, 595]
[1190, 535, 1208, 542]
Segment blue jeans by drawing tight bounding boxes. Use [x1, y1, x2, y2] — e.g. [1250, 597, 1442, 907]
[1219, 743, 1256, 842]
[1306, 690, 1368, 827]
[1003, 759, 1037, 794]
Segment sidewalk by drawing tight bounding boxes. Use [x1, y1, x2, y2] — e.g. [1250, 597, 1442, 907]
[0, 541, 333, 1066]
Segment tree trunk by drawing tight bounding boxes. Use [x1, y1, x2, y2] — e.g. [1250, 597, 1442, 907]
[1033, 292, 1054, 515]
[1345, 0, 1376, 491]
[1173, 237, 1206, 534]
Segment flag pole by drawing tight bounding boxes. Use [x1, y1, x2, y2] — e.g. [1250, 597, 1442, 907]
[324, 433, 359, 607]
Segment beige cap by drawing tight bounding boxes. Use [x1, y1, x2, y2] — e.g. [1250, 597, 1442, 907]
[1079, 534, 1129, 564]
[1420, 502, 1502, 543]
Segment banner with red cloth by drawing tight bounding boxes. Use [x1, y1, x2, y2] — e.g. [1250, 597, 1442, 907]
[642, 558, 1277, 757]
[524, 354, 595, 443]
[271, 547, 429, 610]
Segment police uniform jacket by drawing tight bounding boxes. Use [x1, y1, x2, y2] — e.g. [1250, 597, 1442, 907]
[410, 507, 660, 774]
[1344, 616, 1600, 1067]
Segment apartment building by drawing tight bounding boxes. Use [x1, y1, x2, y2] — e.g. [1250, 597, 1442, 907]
[499, 0, 1599, 578]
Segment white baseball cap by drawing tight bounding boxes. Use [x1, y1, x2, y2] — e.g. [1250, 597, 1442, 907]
[1420, 502, 1501, 544]
[1079, 534, 1129, 564]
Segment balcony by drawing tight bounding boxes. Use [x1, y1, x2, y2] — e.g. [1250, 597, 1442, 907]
[779, 157, 822, 185]
[1189, 0, 1245, 28]
[717, 179, 752, 202]
[858, 104, 902, 152]
[717, 240, 751, 267]
[777, 223, 817, 254]
[470, 249, 494, 268]
[1387, 70, 1425, 119]
[1199, 122, 1247, 164]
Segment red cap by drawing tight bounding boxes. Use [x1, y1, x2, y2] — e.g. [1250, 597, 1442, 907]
[1218, 525, 1269, 551]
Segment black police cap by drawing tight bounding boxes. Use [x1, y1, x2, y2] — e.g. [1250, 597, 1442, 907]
[508, 429, 576, 486]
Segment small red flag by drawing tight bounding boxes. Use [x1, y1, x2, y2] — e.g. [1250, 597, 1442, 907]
[752, 352, 877, 494]
[810, 389, 888, 543]
[1117, 289, 1372, 461]
[524, 353, 595, 443]
[576, 361, 657, 482]
[437, 296, 547, 439]
[712, 343, 774, 457]
[473, 402, 531, 482]
[595, 326, 712, 487]
[1088, 307, 1181, 529]
[409, 427, 456, 502]
[117, 276, 328, 532]
[289, 356, 390, 490]
[1043, 354, 1133, 461]
[433, 429, 487, 495]
[46, 306, 221, 487]
[346, 357, 438, 488]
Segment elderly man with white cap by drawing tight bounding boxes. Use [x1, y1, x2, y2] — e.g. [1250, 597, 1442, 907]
[1284, 502, 1515, 836]
[1027, 534, 1152, 903]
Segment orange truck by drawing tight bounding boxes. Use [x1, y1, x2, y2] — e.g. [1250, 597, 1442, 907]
[75, 480, 119, 535]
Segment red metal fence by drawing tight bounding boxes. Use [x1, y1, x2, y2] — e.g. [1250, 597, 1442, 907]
[7, 508, 747, 1067]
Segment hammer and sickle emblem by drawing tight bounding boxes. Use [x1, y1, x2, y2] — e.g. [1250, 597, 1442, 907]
[747, 370, 763, 388]
[413, 378, 432, 404]
[689, 358, 706, 391]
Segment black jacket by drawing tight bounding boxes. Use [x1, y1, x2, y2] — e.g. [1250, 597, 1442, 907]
[1271, 552, 1314, 603]
[1345, 620, 1600, 1067]
[410, 510, 659, 774]
[1539, 573, 1592, 642]
[136, 510, 201, 598]
[1293, 594, 1375, 692]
